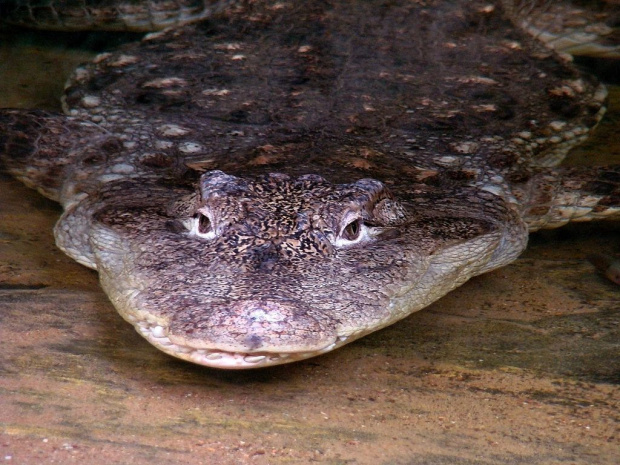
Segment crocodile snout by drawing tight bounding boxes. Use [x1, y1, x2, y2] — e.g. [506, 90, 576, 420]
[168, 298, 337, 355]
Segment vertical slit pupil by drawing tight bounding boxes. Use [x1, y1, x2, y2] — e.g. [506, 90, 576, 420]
[198, 213, 211, 234]
[344, 220, 360, 240]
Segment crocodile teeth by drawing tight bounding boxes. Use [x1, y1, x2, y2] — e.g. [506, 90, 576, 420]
[243, 355, 267, 364]
[151, 325, 165, 338]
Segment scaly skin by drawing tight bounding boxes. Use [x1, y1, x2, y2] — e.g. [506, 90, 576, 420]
[0, 0, 234, 31]
[1, 0, 618, 368]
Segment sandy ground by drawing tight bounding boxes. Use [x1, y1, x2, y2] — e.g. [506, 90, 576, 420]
[0, 28, 619, 465]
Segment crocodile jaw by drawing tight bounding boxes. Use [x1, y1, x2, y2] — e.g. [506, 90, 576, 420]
[96, 231, 525, 369]
[135, 320, 348, 369]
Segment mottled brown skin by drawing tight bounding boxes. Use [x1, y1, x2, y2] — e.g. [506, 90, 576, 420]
[1, 0, 619, 368]
[0, 0, 232, 31]
[501, 0, 620, 58]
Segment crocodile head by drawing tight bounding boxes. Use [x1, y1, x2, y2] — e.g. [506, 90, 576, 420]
[71, 170, 525, 368]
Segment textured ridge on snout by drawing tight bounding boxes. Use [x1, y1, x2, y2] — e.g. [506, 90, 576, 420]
[168, 299, 336, 353]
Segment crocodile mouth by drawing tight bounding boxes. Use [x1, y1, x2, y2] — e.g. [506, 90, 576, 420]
[133, 320, 348, 369]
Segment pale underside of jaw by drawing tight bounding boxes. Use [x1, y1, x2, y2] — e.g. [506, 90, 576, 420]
[134, 320, 351, 369]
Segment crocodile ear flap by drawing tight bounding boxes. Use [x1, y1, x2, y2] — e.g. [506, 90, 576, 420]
[371, 197, 406, 226]
[167, 170, 250, 221]
[199, 170, 249, 200]
[165, 171, 242, 219]
[199, 170, 239, 194]
[351, 178, 406, 227]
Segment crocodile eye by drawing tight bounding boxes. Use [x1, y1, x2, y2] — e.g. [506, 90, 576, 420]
[342, 219, 361, 241]
[196, 212, 212, 234]
[190, 211, 216, 240]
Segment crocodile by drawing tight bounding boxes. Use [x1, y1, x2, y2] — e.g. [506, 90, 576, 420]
[1, 0, 618, 369]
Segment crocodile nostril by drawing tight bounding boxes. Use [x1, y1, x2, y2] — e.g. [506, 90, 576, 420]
[244, 334, 264, 350]
[169, 299, 336, 354]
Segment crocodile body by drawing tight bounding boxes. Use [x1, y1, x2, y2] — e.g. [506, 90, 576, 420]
[1, 0, 618, 368]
